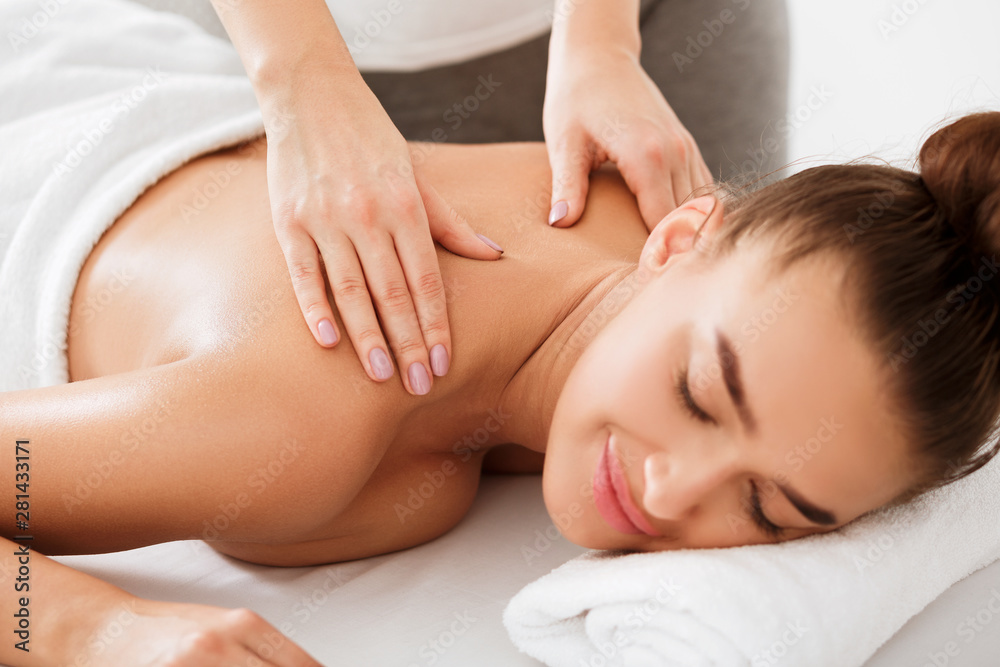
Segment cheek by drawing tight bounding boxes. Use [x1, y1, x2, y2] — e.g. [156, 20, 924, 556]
[545, 304, 674, 490]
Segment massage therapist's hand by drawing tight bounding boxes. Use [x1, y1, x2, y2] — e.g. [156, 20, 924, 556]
[263, 64, 504, 395]
[543, 50, 715, 232]
[67, 597, 323, 667]
[262, 67, 503, 394]
[211, 0, 503, 396]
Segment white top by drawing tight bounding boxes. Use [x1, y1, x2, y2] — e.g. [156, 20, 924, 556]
[326, 0, 555, 72]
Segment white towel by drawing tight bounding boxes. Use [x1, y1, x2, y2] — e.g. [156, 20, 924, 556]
[503, 442, 1000, 666]
[0, 0, 263, 392]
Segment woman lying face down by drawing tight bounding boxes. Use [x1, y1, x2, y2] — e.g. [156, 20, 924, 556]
[2, 112, 999, 665]
[545, 111, 1000, 551]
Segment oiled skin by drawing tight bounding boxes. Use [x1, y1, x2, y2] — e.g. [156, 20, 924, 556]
[8, 138, 648, 566]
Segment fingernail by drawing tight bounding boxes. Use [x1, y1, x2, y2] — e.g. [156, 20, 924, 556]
[369, 348, 393, 380]
[318, 319, 338, 346]
[476, 233, 504, 254]
[548, 200, 568, 225]
[429, 344, 449, 376]
[408, 362, 431, 395]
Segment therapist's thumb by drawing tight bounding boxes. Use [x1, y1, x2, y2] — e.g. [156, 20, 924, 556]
[420, 178, 504, 261]
[547, 139, 592, 228]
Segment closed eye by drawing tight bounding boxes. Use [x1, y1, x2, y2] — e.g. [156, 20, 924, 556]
[750, 479, 787, 539]
[674, 364, 716, 425]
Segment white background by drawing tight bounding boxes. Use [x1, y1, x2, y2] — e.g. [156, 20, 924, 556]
[784, 0, 1000, 172]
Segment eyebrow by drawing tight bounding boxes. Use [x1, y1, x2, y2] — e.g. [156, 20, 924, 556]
[715, 329, 758, 436]
[714, 328, 839, 527]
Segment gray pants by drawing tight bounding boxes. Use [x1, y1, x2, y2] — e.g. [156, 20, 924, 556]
[132, 0, 791, 184]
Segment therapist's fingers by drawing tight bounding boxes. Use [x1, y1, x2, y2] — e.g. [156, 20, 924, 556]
[687, 141, 715, 196]
[278, 227, 340, 348]
[547, 129, 596, 228]
[237, 627, 323, 667]
[355, 224, 436, 395]
[319, 234, 396, 384]
[696, 160, 715, 193]
[227, 610, 324, 667]
[419, 176, 504, 262]
[616, 159, 676, 233]
[392, 221, 453, 382]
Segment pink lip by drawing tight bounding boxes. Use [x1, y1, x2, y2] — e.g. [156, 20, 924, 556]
[593, 433, 661, 537]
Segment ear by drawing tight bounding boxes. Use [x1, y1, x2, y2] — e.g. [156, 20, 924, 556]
[639, 195, 725, 273]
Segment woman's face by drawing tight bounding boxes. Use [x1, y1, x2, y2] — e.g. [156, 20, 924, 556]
[543, 198, 917, 551]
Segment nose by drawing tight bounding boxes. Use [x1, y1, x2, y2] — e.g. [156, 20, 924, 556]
[642, 447, 738, 521]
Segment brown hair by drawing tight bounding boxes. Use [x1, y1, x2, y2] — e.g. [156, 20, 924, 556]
[701, 111, 1000, 505]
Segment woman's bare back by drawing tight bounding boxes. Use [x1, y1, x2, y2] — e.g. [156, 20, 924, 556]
[59, 138, 649, 564]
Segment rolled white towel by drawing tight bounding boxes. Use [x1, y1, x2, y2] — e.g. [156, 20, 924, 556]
[504, 444, 1000, 667]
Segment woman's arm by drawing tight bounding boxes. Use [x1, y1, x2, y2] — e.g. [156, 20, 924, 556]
[0, 350, 368, 664]
[0, 532, 126, 665]
[209, 0, 502, 395]
[0, 534, 322, 665]
[0, 351, 384, 555]
[543, 0, 713, 228]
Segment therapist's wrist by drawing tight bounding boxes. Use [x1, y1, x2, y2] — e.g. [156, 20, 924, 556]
[549, 1, 641, 65]
[547, 44, 639, 92]
[254, 52, 368, 133]
[249, 36, 360, 104]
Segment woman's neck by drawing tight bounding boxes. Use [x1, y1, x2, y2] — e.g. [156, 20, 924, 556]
[494, 263, 640, 452]
[395, 258, 641, 458]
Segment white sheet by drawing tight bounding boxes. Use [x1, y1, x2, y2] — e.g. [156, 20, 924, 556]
[50, 475, 1000, 666]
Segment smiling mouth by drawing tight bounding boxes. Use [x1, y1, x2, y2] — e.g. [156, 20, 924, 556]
[592, 433, 661, 537]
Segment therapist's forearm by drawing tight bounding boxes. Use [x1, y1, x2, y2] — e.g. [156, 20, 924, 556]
[210, 0, 361, 105]
[549, 0, 642, 64]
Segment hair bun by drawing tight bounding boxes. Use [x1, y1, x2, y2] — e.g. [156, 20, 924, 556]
[919, 111, 1000, 256]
